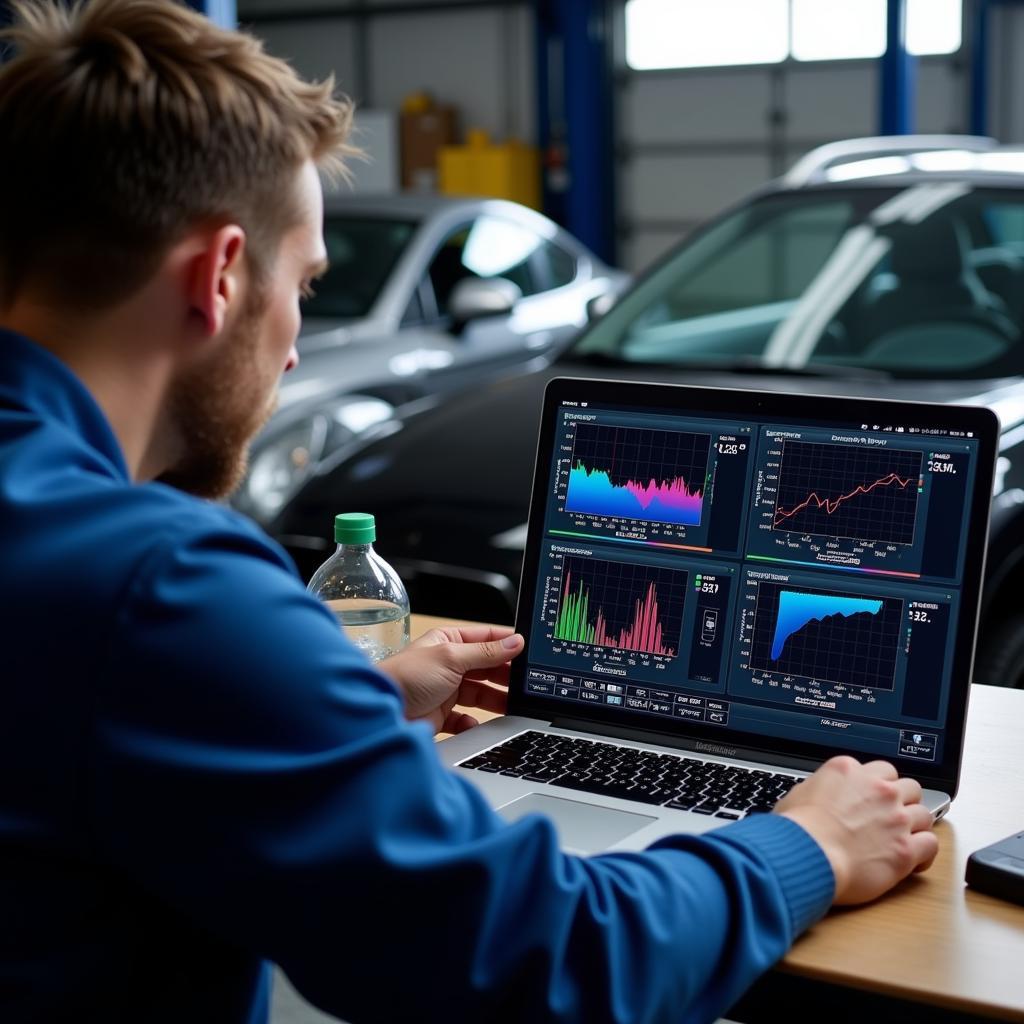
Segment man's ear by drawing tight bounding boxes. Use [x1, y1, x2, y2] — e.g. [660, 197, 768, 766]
[187, 225, 247, 337]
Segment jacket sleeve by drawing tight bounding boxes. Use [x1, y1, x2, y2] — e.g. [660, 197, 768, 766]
[90, 521, 834, 1024]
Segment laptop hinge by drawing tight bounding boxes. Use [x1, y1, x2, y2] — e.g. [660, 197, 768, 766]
[549, 716, 823, 774]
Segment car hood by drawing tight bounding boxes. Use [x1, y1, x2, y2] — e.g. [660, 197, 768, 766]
[274, 327, 463, 414]
[304, 361, 1019, 510]
[297, 318, 358, 342]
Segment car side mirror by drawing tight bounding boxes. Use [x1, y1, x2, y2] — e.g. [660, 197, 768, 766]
[448, 277, 522, 329]
[586, 291, 617, 323]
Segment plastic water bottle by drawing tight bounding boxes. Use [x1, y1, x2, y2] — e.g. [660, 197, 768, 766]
[307, 512, 411, 662]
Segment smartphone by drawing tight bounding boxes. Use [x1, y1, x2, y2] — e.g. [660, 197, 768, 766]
[965, 830, 1024, 907]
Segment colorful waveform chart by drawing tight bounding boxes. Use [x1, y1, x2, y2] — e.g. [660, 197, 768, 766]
[565, 422, 711, 527]
[553, 555, 687, 658]
[749, 581, 902, 690]
[773, 440, 923, 546]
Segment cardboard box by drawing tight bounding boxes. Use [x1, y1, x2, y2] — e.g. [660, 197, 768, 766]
[400, 105, 458, 192]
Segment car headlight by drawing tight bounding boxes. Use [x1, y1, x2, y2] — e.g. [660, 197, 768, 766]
[236, 398, 394, 524]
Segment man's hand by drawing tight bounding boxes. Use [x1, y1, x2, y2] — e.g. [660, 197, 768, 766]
[775, 756, 940, 904]
[377, 625, 524, 734]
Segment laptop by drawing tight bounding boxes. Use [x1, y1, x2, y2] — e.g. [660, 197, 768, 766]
[439, 377, 998, 854]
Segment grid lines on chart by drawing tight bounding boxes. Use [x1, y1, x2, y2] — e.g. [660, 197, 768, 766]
[773, 440, 922, 546]
[749, 581, 902, 690]
[568, 423, 711, 526]
[555, 555, 688, 657]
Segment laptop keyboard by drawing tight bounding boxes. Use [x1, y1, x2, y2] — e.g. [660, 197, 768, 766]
[458, 731, 801, 819]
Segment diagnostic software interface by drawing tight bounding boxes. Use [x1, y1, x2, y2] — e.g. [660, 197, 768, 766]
[522, 396, 981, 767]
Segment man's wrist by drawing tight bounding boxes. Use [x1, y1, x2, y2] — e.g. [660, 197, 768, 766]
[778, 807, 847, 901]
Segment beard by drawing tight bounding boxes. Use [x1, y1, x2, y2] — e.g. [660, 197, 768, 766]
[157, 287, 279, 500]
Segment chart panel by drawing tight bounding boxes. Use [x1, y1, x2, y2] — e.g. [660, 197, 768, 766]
[729, 567, 955, 729]
[744, 426, 965, 579]
[565, 423, 710, 528]
[547, 411, 754, 554]
[527, 541, 738, 689]
[772, 440, 922, 546]
[553, 555, 686, 658]
[748, 581, 902, 691]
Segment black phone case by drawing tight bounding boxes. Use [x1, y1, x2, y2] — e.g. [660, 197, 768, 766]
[965, 831, 1024, 906]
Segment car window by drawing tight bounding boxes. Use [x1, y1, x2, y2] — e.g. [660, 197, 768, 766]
[660, 201, 853, 318]
[539, 241, 579, 290]
[574, 187, 1024, 380]
[401, 285, 426, 326]
[427, 216, 545, 313]
[302, 216, 417, 320]
[984, 203, 1024, 247]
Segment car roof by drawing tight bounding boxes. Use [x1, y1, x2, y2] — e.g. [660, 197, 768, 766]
[777, 136, 1024, 193]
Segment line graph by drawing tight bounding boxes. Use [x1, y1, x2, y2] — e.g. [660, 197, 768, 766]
[553, 555, 687, 657]
[773, 441, 922, 546]
[750, 581, 902, 690]
[775, 472, 915, 526]
[565, 423, 710, 527]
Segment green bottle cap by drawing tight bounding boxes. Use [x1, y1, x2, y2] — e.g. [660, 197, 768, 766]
[334, 512, 376, 545]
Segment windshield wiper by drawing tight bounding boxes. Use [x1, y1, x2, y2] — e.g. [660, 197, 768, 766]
[567, 352, 892, 380]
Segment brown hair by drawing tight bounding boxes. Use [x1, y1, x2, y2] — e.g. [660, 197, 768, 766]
[0, 0, 354, 310]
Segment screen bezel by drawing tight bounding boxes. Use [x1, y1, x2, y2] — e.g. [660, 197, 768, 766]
[507, 376, 999, 796]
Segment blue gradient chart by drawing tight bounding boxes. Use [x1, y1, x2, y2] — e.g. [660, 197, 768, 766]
[750, 581, 902, 690]
[770, 591, 882, 660]
[566, 463, 703, 525]
[564, 422, 710, 527]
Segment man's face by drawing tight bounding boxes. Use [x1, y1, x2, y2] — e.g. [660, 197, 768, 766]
[160, 161, 327, 499]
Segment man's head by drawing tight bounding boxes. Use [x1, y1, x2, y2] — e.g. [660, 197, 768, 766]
[0, 0, 352, 496]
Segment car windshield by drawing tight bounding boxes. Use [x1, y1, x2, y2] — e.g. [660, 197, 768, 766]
[572, 185, 1024, 380]
[301, 215, 418, 320]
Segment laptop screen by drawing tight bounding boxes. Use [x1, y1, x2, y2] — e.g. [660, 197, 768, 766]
[510, 377, 998, 789]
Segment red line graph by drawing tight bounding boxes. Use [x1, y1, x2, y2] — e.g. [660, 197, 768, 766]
[774, 472, 915, 526]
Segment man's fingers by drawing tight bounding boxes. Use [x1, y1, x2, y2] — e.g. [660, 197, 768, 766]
[862, 759, 899, 780]
[905, 802, 935, 834]
[908, 828, 940, 873]
[446, 635, 524, 673]
[457, 678, 509, 714]
[407, 627, 453, 649]
[896, 776, 924, 805]
[442, 709, 479, 734]
[452, 625, 521, 646]
[464, 663, 512, 688]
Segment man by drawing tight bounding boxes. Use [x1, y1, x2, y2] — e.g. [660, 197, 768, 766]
[0, 2, 938, 1022]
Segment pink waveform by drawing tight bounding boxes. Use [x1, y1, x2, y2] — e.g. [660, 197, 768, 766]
[593, 581, 675, 656]
[622, 474, 702, 511]
[774, 472, 914, 526]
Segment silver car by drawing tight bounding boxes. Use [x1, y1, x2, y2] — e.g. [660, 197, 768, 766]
[234, 193, 627, 524]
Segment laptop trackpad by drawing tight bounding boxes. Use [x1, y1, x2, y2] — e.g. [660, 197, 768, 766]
[498, 792, 657, 853]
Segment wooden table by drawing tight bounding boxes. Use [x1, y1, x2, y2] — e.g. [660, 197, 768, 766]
[412, 615, 1024, 1022]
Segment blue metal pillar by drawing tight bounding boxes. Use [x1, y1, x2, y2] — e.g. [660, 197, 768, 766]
[880, 0, 915, 134]
[182, 0, 236, 29]
[970, 0, 993, 136]
[535, 0, 615, 265]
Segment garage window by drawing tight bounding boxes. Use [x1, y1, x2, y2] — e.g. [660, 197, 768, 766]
[626, 0, 962, 70]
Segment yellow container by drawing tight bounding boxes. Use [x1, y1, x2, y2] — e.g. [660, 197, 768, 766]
[439, 130, 541, 210]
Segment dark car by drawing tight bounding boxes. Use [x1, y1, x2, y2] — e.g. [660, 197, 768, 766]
[270, 137, 1024, 688]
